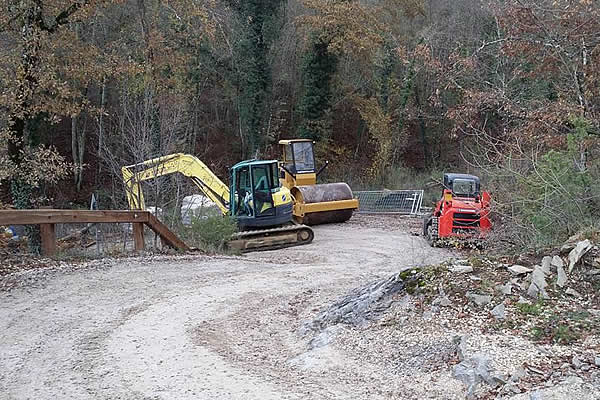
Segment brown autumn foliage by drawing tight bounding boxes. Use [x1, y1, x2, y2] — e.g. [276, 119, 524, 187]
[0, 0, 597, 247]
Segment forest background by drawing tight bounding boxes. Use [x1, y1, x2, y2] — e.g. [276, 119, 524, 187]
[0, 0, 599, 249]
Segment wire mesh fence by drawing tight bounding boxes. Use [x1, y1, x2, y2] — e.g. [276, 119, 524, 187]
[354, 190, 424, 215]
[1, 222, 171, 259]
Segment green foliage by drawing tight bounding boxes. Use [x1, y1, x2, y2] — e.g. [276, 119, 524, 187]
[10, 179, 41, 254]
[297, 36, 338, 141]
[529, 311, 591, 345]
[374, 40, 397, 112]
[183, 215, 238, 252]
[530, 326, 544, 341]
[514, 117, 600, 246]
[467, 256, 486, 270]
[552, 324, 579, 344]
[10, 180, 33, 210]
[516, 301, 544, 315]
[232, 0, 285, 155]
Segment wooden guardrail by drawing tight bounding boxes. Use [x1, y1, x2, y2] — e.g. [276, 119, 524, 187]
[0, 210, 190, 256]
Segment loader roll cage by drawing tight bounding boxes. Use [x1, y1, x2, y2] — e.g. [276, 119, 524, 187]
[443, 173, 481, 199]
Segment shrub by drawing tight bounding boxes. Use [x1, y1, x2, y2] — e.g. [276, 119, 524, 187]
[482, 117, 600, 250]
[183, 215, 238, 252]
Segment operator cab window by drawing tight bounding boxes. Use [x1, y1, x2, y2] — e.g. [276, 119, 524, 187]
[271, 163, 279, 188]
[284, 145, 294, 169]
[251, 165, 275, 216]
[235, 167, 251, 215]
[292, 141, 315, 173]
[452, 179, 478, 198]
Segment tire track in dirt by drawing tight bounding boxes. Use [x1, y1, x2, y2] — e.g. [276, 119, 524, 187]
[0, 218, 454, 399]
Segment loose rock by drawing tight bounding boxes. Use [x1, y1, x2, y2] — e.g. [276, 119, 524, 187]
[510, 366, 529, 382]
[453, 354, 497, 397]
[517, 296, 531, 305]
[449, 264, 474, 274]
[433, 295, 452, 307]
[496, 282, 513, 295]
[551, 256, 564, 269]
[301, 271, 414, 333]
[508, 265, 533, 275]
[467, 292, 492, 306]
[453, 335, 468, 361]
[568, 239, 592, 273]
[556, 264, 567, 288]
[565, 288, 581, 297]
[491, 303, 506, 320]
[530, 390, 543, 400]
[527, 266, 549, 299]
[541, 256, 552, 274]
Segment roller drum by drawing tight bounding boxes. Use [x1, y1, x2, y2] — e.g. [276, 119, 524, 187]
[292, 182, 355, 225]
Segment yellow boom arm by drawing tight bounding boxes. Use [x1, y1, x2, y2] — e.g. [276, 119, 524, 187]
[121, 153, 230, 215]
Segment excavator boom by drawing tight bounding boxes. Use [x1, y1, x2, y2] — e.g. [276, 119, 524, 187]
[122, 153, 230, 214]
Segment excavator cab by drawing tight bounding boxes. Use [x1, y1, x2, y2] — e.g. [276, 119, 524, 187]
[229, 160, 293, 229]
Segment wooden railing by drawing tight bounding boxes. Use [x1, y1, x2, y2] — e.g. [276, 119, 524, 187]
[0, 210, 190, 256]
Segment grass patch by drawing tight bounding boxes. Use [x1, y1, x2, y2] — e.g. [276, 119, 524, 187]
[398, 265, 445, 296]
[516, 301, 544, 315]
[580, 227, 600, 243]
[552, 324, 580, 344]
[526, 309, 597, 344]
[468, 256, 486, 270]
[566, 310, 591, 321]
[530, 326, 545, 341]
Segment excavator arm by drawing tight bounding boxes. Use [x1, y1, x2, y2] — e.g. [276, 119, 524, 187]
[122, 153, 230, 215]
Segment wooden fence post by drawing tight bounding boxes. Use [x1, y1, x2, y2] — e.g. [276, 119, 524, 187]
[40, 223, 57, 256]
[132, 223, 145, 251]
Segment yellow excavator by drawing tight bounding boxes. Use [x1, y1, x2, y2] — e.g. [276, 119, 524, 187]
[279, 139, 359, 225]
[122, 153, 314, 252]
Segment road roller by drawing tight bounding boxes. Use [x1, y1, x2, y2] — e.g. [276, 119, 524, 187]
[278, 139, 359, 225]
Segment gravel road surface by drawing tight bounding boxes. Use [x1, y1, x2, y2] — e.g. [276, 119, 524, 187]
[0, 216, 454, 399]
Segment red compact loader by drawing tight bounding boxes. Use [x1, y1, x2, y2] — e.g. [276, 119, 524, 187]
[423, 173, 491, 246]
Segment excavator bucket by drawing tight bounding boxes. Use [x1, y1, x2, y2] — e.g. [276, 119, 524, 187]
[279, 139, 359, 226]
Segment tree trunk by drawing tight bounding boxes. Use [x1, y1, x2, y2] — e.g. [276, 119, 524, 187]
[413, 86, 428, 167]
[72, 115, 78, 185]
[97, 77, 106, 180]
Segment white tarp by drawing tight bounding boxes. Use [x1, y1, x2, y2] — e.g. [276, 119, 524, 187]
[181, 194, 220, 225]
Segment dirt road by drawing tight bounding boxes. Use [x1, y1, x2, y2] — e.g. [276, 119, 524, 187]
[0, 216, 454, 399]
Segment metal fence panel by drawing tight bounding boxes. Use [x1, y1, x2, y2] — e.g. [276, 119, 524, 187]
[354, 190, 424, 215]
